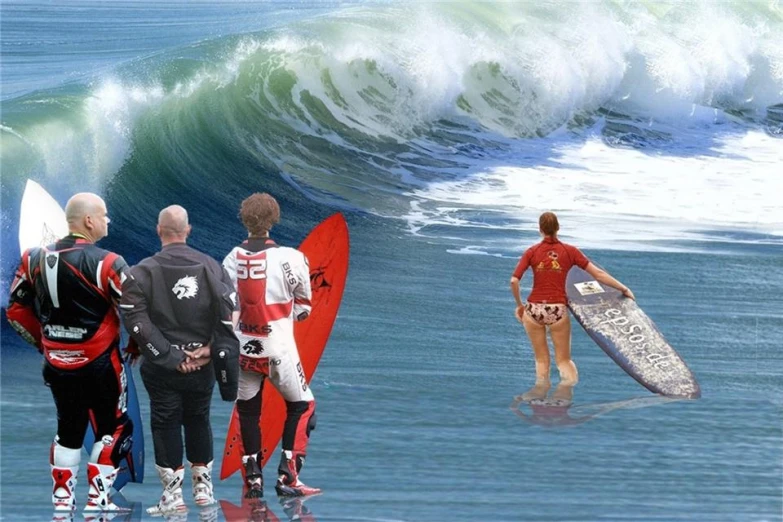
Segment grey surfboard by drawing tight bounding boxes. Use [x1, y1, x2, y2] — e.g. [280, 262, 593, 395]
[566, 267, 700, 399]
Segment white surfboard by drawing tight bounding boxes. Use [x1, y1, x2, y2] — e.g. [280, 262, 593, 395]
[18, 179, 68, 252]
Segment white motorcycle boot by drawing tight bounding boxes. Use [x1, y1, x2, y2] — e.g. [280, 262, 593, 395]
[190, 461, 216, 507]
[84, 462, 129, 512]
[50, 439, 81, 512]
[147, 465, 187, 516]
[51, 465, 78, 512]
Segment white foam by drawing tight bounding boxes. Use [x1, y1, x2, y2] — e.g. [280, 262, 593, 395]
[445, 246, 505, 258]
[7, 39, 261, 186]
[405, 129, 783, 253]
[252, 2, 782, 138]
[83, 81, 165, 176]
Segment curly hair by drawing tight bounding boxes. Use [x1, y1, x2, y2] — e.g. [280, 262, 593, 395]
[240, 193, 280, 236]
[539, 211, 560, 236]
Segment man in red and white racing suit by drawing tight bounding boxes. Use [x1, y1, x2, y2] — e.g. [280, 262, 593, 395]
[5, 192, 131, 513]
[223, 192, 319, 499]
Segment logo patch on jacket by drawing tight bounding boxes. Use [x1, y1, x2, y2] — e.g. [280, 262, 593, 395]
[172, 276, 199, 299]
[243, 339, 265, 356]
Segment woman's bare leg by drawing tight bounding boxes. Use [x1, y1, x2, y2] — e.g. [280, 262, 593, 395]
[550, 314, 578, 385]
[522, 313, 551, 384]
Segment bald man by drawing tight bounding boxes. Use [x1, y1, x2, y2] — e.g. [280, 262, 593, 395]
[6, 192, 132, 512]
[120, 205, 239, 516]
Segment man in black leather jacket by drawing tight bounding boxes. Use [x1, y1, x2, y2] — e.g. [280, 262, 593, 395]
[120, 204, 238, 516]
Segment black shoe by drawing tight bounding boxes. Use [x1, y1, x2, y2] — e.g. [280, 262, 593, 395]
[244, 484, 263, 499]
[243, 457, 264, 499]
[275, 478, 321, 497]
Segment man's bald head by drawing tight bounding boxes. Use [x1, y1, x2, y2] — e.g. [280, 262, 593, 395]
[65, 193, 105, 223]
[65, 192, 109, 242]
[157, 205, 191, 244]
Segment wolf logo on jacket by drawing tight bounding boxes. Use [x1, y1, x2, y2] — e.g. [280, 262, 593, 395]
[172, 275, 199, 300]
[223, 192, 320, 499]
[5, 192, 132, 513]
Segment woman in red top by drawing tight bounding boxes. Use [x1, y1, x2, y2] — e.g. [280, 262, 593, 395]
[510, 212, 635, 387]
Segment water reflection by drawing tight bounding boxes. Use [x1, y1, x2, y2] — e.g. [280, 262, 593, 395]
[51, 497, 141, 522]
[220, 495, 318, 521]
[510, 382, 682, 428]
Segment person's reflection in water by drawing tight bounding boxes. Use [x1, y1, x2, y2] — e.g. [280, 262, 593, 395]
[279, 496, 318, 521]
[76, 497, 140, 522]
[60, 507, 139, 522]
[221, 500, 271, 522]
[511, 382, 681, 428]
[161, 513, 187, 522]
[196, 504, 220, 522]
[220, 495, 320, 521]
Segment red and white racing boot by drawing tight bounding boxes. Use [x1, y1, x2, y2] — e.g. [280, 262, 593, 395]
[274, 451, 321, 497]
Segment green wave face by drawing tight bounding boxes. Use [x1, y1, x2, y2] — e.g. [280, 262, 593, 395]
[2, 0, 782, 213]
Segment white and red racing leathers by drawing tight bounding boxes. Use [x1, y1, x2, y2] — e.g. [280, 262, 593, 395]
[222, 238, 313, 404]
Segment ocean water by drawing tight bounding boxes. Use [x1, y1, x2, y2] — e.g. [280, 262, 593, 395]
[1, 1, 782, 521]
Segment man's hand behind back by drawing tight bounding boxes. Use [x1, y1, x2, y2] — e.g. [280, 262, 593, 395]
[177, 345, 212, 374]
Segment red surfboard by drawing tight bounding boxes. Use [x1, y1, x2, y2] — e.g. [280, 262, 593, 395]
[220, 213, 349, 480]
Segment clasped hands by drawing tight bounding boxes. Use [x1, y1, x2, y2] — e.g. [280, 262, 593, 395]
[177, 345, 211, 374]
